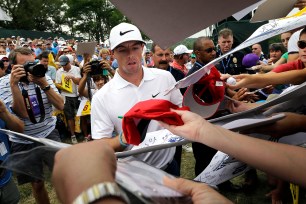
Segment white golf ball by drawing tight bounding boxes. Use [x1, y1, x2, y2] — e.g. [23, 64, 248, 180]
[226, 77, 236, 85]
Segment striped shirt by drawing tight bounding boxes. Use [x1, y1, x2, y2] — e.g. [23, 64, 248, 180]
[0, 75, 58, 144]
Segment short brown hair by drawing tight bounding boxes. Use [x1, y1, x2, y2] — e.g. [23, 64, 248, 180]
[9, 47, 33, 64]
[218, 28, 233, 39]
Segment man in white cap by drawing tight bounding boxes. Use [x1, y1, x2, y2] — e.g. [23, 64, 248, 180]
[56, 55, 81, 144]
[91, 22, 183, 176]
[172, 44, 192, 76]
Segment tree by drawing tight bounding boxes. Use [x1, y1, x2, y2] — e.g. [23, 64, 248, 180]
[0, 0, 67, 33]
[65, 0, 126, 42]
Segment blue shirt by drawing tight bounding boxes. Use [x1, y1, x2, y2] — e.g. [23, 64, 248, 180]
[0, 116, 12, 187]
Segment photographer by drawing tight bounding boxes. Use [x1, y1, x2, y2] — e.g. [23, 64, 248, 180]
[78, 63, 109, 141]
[0, 47, 64, 204]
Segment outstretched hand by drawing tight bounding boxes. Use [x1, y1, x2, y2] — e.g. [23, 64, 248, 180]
[159, 109, 208, 143]
[164, 177, 233, 204]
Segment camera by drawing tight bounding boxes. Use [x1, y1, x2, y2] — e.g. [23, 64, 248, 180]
[20, 61, 46, 83]
[89, 60, 103, 76]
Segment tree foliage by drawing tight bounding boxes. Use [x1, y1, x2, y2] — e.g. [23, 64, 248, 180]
[0, 0, 126, 40]
[0, 0, 67, 33]
[65, 0, 126, 42]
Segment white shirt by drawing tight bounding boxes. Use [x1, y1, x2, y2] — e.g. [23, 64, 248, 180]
[91, 67, 183, 168]
[56, 65, 81, 97]
[288, 29, 302, 54]
[0, 75, 58, 143]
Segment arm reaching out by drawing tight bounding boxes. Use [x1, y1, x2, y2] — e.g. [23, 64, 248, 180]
[159, 110, 306, 188]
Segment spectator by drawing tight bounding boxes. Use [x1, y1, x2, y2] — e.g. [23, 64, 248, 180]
[267, 43, 287, 65]
[0, 100, 23, 204]
[78, 63, 109, 141]
[216, 28, 246, 75]
[52, 140, 232, 204]
[38, 51, 57, 82]
[172, 44, 192, 76]
[56, 55, 81, 144]
[0, 47, 64, 204]
[251, 43, 267, 64]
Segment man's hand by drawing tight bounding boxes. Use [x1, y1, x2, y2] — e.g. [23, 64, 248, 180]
[10, 64, 26, 85]
[0, 100, 9, 119]
[28, 73, 49, 88]
[164, 177, 232, 204]
[52, 141, 117, 204]
[82, 63, 91, 76]
[64, 74, 74, 81]
[231, 88, 259, 102]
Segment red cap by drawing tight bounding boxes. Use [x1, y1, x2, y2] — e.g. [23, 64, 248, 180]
[122, 99, 190, 145]
[183, 66, 225, 118]
[1, 56, 8, 61]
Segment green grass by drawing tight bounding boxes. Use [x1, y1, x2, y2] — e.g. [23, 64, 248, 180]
[16, 142, 306, 204]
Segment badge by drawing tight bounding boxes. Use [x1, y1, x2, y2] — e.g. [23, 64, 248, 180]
[29, 95, 41, 116]
[233, 57, 237, 64]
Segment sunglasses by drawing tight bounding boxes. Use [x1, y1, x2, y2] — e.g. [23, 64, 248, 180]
[198, 47, 216, 53]
[297, 40, 306, 49]
[1, 60, 9, 62]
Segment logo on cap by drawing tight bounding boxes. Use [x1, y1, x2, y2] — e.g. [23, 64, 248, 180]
[120, 30, 134, 36]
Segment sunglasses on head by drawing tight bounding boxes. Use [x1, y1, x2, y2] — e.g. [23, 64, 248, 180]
[297, 40, 306, 49]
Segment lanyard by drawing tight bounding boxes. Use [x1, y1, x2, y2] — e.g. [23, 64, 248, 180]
[21, 84, 45, 124]
[221, 56, 231, 74]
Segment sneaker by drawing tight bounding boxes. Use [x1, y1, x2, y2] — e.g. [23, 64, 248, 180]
[84, 134, 92, 142]
[71, 135, 78, 144]
[182, 144, 193, 153]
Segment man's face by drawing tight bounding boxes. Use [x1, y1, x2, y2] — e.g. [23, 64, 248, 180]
[63, 49, 70, 55]
[218, 35, 233, 54]
[113, 41, 144, 75]
[251, 44, 262, 57]
[299, 34, 306, 64]
[9, 44, 15, 50]
[16, 53, 35, 66]
[40, 57, 49, 68]
[42, 44, 46, 50]
[0, 47, 6, 55]
[152, 45, 171, 70]
[195, 40, 216, 64]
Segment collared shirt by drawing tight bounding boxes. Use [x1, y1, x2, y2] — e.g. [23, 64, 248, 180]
[91, 67, 182, 168]
[171, 60, 188, 75]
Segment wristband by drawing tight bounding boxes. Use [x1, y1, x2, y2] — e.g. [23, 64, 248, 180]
[41, 85, 51, 91]
[73, 182, 130, 204]
[119, 132, 129, 148]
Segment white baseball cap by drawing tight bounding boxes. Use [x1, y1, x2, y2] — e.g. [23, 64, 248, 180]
[173, 45, 192, 55]
[109, 23, 145, 50]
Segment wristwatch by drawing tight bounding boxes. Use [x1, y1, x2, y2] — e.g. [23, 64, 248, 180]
[41, 85, 51, 91]
[73, 182, 130, 204]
